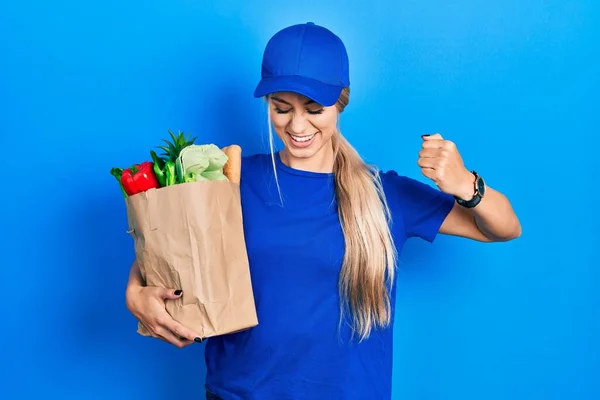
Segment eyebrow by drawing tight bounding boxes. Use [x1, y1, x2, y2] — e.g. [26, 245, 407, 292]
[271, 96, 316, 106]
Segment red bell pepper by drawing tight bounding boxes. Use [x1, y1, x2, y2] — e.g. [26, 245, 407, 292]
[119, 162, 160, 196]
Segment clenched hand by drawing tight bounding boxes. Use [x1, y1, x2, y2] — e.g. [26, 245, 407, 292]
[418, 133, 476, 201]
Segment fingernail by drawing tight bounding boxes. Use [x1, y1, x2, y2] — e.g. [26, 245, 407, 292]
[422, 134, 430, 138]
[174, 290, 182, 296]
[194, 337, 203, 343]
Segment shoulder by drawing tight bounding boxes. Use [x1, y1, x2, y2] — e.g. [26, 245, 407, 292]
[376, 167, 455, 242]
[241, 152, 274, 174]
[378, 169, 441, 202]
[242, 152, 270, 166]
[378, 169, 414, 188]
[239, 152, 278, 187]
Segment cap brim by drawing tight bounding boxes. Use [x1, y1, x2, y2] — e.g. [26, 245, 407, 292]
[253, 75, 344, 107]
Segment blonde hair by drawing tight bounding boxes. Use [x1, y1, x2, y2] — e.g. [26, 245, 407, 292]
[267, 87, 397, 341]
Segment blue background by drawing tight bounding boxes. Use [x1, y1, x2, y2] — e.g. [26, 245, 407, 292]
[1, 1, 598, 399]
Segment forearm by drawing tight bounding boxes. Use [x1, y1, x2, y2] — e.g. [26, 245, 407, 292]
[127, 260, 145, 290]
[465, 186, 521, 241]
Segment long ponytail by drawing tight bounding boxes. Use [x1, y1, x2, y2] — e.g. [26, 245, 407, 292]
[332, 88, 397, 340]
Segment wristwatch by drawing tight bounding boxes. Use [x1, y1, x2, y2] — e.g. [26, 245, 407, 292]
[455, 171, 486, 208]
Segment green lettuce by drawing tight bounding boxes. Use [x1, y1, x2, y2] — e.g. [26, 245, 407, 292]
[175, 144, 229, 182]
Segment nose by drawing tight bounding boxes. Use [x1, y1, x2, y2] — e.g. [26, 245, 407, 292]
[288, 112, 309, 135]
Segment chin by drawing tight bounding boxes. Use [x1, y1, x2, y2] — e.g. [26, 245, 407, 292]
[286, 146, 318, 159]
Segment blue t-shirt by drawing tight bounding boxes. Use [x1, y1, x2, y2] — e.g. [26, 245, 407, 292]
[204, 152, 455, 400]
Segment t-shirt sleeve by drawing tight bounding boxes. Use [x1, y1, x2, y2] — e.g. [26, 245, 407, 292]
[382, 171, 456, 243]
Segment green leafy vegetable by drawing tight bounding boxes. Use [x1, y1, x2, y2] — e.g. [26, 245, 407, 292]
[176, 144, 228, 182]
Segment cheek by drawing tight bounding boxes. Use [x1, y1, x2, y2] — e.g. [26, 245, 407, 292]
[270, 114, 291, 135]
[313, 114, 338, 137]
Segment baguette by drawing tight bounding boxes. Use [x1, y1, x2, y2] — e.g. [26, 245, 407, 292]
[222, 145, 242, 185]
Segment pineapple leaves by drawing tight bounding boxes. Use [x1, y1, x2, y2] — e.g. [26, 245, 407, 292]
[155, 129, 197, 162]
[168, 129, 179, 144]
[159, 139, 178, 155]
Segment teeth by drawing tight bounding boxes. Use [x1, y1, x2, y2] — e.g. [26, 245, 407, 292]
[291, 133, 315, 142]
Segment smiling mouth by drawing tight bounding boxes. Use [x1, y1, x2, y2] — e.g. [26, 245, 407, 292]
[289, 132, 317, 143]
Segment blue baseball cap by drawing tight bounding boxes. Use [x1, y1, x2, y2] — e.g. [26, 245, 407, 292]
[253, 22, 350, 107]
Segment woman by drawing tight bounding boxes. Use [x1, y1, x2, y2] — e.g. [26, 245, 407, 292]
[125, 22, 521, 400]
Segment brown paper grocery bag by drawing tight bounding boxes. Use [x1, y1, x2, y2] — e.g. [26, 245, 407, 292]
[125, 180, 258, 340]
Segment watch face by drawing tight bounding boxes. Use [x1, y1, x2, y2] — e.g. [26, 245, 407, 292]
[477, 176, 486, 196]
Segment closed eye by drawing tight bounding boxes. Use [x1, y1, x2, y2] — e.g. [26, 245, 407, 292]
[274, 107, 324, 115]
[274, 107, 291, 114]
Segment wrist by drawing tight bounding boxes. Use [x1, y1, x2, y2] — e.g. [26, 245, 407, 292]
[455, 171, 476, 200]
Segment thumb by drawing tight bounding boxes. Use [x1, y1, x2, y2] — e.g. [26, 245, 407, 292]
[422, 133, 444, 140]
[155, 287, 183, 300]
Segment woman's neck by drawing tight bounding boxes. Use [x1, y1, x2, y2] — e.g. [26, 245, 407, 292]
[280, 143, 335, 173]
